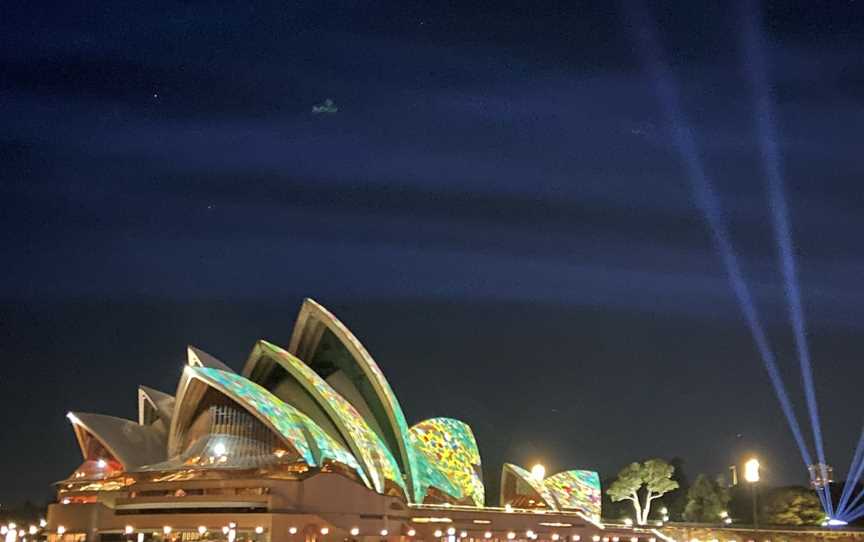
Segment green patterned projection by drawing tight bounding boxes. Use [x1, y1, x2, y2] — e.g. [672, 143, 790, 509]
[412, 447, 462, 502]
[192, 367, 370, 488]
[543, 470, 601, 520]
[259, 342, 406, 495]
[505, 463, 559, 508]
[410, 418, 484, 506]
[299, 300, 423, 502]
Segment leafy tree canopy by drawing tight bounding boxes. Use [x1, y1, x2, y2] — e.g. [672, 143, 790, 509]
[683, 474, 730, 523]
[762, 486, 824, 526]
[608, 459, 679, 524]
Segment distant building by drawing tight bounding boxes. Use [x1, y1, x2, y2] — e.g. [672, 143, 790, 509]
[48, 299, 612, 542]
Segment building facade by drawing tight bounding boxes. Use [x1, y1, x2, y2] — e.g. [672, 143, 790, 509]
[47, 299, 620, 542]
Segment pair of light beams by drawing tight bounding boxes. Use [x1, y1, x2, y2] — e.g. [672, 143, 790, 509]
[627, 0, 858, 521]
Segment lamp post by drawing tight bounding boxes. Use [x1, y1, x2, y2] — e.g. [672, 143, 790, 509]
[744, 458, 760, 530]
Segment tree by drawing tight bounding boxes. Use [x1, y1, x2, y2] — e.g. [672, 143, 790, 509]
[762, 486, 824, 526]
[667, 457, 691, 521]
[607, 459, 680, 525]
[683, 474, 730, 522]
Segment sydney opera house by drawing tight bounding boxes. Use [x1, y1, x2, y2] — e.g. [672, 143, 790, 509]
[47, 299, 625, 542]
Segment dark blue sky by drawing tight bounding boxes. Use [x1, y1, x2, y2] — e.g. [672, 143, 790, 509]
[3, 0, 864, 504]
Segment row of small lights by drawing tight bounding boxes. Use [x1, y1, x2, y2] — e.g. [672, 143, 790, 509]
[619, 508, 732, 528]
[0, 520, 48, 539]
[98, 526, 657, 541]
[420, 530, 652, 542]
[113, 523, 268, 537]
[590, 536, 654, 542]
[8, 522, 668, 542]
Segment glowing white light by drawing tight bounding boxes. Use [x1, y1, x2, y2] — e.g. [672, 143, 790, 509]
[124, 526, 134, 535]
[826, 519, 848, 527]
[724, 518, 732, 525]
[255, 527, 264, 535]
[631, 538, 638, 542]
[27, 528, 36, 536]
[57, 527, 66, 536]
[213, 442, 227, 457]
[592, 536, 600, 542]
[97, 459, 107, 469]
[460, 532, 467, 539]
[531, 464, 546, 481]
[350, 528, 360, 536]
[434, 530, 443, 538]
[38, 521, 46, 529]
[505, 504, 514, 513]
[1, 528, 7, 536]
[527, 531, 535, 539]
[552, 534, 560, 541]
[447, 528, 456, 536]
[624, 519, 633, 526]
[197, 527, 206, 535]
[381, 530, 389, 536]
[484, 533, 492, 539]
[408, 530, 416, 536]
[162, 526, 172, 535]
[507, 533, 516, 540]
[222, 527, 230, 535]
[744, 459, 760, 483]
[61, 498, 71, 505]
[320, 527, 330, 535]
[289, 527, 298, 535]
[573, 537, 581, 542]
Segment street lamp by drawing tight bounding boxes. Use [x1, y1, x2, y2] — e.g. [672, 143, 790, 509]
[744, 458, 760, 530]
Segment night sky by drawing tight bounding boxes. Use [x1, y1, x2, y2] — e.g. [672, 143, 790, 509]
[3, 1, 864, 505]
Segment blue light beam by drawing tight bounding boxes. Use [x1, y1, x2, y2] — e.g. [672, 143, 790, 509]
[836, 425, 864, 516]
[841, 500, 864, 523]
[739, 0, 832, 516]
[622, 0, 815, 473]
[839, 457, 864, 520]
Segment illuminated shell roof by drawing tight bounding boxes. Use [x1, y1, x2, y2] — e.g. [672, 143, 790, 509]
[67, 412, 166, 470]
[138, 386, 174, 427]
[60, 298, 603, 511]
[187, 345, 235, 373]
[410, 417, 484, 506]
[543, 470, 601, 521]
[500, 464, 602, 519]
[288, 298, 421, 500]
[243, 340, 405, 496]
[170, 366, 370, 486]
[501, 463, 559, 509]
